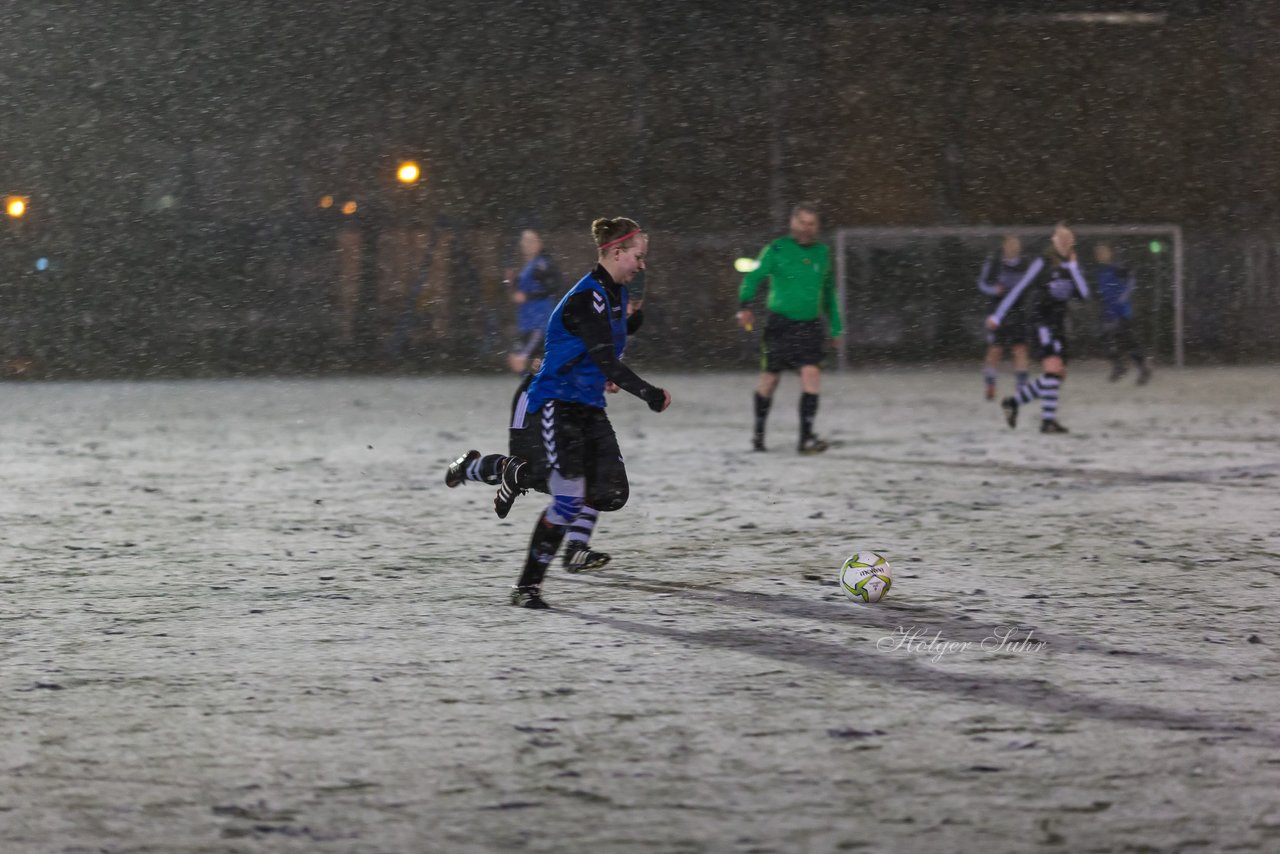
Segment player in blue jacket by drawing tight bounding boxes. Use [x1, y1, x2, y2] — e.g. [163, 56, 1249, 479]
[506, 229, 562, 374]
[444, 302, 648, 575]
[469, 217, 671, 608]
[1094, 242, 1152, 384]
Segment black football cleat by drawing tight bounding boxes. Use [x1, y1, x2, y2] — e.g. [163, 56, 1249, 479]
[445, 450, 481, 488]
[797, 436, 830, 455]
[494, 457, 528, 519]
[1040, 419, 1069, 434]
[563, 543, 611, 573]
[510, 585, 549, 609]
[1000, 397, 1019, 429]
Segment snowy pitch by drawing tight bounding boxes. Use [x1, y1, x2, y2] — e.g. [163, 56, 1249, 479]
[2, 365, 1278, 852]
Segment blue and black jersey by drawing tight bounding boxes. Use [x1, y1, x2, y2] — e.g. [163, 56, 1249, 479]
[524, 265, 663, 414]
[1095, 264, 1135, 321]
[515, 253, 562, 334]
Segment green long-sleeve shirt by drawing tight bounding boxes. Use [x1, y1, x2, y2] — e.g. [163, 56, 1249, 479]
[738, 236, 843, 337]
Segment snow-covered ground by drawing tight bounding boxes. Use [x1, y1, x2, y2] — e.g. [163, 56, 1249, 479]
[2, 364, 1278, 853]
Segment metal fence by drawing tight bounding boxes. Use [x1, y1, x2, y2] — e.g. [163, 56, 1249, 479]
[1, 219, 1277, 379]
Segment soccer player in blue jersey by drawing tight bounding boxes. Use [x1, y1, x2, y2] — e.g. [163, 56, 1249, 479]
[506, 229, 562, 374]
[988, 223, 1090, 434]
[468, 217, 670, 608]
[1094, 242, 1152, 384]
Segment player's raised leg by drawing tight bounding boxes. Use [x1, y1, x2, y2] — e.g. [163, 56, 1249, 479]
[445, 450, 505, 487]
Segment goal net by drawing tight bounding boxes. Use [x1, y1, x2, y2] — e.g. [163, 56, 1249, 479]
[832, 225, 1184, 370]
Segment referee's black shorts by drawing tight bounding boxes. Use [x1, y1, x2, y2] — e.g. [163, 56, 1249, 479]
[761, 315, 826, 373]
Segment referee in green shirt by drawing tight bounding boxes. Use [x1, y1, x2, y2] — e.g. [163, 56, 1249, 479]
[736, 202, 843, 454]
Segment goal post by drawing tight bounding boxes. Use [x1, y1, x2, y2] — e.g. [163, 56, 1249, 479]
[832, 224, 1185, 371]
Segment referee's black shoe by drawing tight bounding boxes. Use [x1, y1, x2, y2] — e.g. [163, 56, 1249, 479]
[494, 457, 528, 519]
[752, 433, 767, 452]
[798, 436, 830, 455]
[1000, 397, 1019, 429]
[1040, 419, 1069, 434]
[445, 449, 481, 488]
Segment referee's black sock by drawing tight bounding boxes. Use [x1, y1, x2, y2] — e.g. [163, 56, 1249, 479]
[799, 392, 819, 441]
[515, 510, 565, 590]
[753, 393, 772, 438]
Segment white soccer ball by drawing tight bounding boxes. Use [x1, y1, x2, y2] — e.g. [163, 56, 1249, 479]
[839, 552, 893, 603]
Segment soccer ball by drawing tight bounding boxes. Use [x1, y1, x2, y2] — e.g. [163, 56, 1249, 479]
[839, 552, 893, 603]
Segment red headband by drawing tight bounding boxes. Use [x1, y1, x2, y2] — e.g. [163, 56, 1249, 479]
[599, 229, 641, 251]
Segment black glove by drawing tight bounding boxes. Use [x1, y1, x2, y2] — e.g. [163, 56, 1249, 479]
[644, 386, 667, 412]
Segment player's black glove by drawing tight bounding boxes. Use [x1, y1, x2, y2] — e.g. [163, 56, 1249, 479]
[644, 386, 667, 413]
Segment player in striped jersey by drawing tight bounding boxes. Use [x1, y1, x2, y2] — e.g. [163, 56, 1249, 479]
[988, 223, 1090, 434]
[977, 235, 1033, 400]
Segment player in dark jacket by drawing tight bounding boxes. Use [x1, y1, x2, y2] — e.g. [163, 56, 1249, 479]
[977, 235, 1033, 400]
[1094, 242, 1152, 384]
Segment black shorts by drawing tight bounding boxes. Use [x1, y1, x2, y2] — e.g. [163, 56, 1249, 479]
[761, 316, 826, 373]
[986, 321, 1029, 347]
[1034, 323, 1069, 362]
[510, 393, 629, 511]
[509, 375, 548, 492]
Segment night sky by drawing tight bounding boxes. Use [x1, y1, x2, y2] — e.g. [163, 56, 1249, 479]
[0, 0, 1233, 228]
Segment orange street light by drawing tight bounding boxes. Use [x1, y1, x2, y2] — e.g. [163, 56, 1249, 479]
[319, 194, 334, 209]
[341, 200, 358, 215]
[396, 161, 421, 185]
[6, 196, 27, 218]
